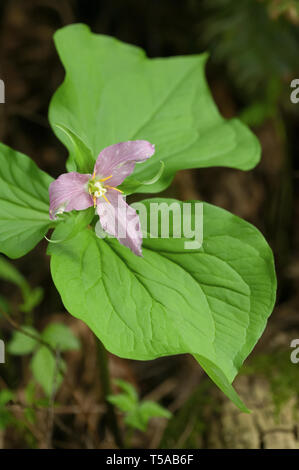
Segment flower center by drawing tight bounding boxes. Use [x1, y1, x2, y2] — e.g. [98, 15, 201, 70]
[87, 174, 123, 207]
[88, 179, 107, 198]
[94, 181, 107, 198]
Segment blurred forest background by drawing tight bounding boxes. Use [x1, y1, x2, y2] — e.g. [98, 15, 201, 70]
[0, 0, 299, 449]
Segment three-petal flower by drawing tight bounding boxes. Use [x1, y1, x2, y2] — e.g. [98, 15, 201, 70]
[49, 140, 155, 256]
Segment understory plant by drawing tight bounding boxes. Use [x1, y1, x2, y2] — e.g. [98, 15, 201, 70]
[108, 379, 172, 434]
[0, 24, 276, 414]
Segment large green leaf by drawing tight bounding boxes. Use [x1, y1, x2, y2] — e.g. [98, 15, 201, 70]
[48, 199, 276, 410]
[0, 143, 53, 259]
[49, 24, 260, 193]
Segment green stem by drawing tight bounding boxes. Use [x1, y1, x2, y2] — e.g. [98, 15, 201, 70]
[97, 339, 123, 448]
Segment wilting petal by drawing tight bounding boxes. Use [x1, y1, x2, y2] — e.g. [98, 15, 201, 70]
[49, 172, 93, 220]
[94, 140, 155, 186]
[96, 190, 143, 256]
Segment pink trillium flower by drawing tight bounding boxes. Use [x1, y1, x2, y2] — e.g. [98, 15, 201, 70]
[49, 140, 155, 256]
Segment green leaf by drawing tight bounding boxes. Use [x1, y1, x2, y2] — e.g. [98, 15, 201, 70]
[108, 379, 170, 430]
[124, 410, 145, 431]
[0, 255, 43, 313]
[54, 123, 94, 173]
[48, 207, 94, 244]
[0, 389, 14, 430]
[20, 286, 44, 314]
[0, 389, 14, 406]
[41, 322, 80, 352]
[139, 401, 172, 420]
[114, 379, 138, 403]
[0, 294, 9, 315]
[7, 326, 40, 355]
[30, 346, 65, 396]
[194, 355, 251, 412]
[107, 379, 138, 412]
[125, 410, 146, 431]
[125, 402, 171, 431]
[107, 394, 135, 413]
[49, 199, 276, 410]
[0, 255, 25, 286]
[0, 143, 53, 259]
[49, 24, 260, 194]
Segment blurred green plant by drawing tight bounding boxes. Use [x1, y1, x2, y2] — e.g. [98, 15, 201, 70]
[240, 77, 282, 126]
[0, 382, 52, 447]
[24, 381, 37, 425]
[0, 255, 43, 314]
[107, 379, 172, 433]
[0, 256, 81, 442]
[0, 294, 9, 316]
[264, 0, 299, 21]
[241, 349, 299, 415]
[200, 0, 299, 100]
[7, 322, 80, 396]
[0, 389, 14, 430]
[160, 381, 213, 449]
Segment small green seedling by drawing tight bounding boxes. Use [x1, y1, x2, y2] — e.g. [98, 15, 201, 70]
[108, 379, 172, 432]
[7, 323, 80, 396]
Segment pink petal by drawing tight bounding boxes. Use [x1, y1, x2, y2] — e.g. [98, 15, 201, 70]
[49, 172, 93, 220]
[96, 190, 143, 256]
[94, 140, 155, 187]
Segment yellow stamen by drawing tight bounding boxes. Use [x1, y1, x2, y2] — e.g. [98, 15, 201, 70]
[105, 185, 123, 193]
[93, 196, 97, 208]
[102, 194, 111, 204]
[92, 171, 96, 180]
[99, 175, 112, 182]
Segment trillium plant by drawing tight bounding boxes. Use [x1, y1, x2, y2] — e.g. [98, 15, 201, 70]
[0, 24, 276, 413]
[49, 140, 155, 256]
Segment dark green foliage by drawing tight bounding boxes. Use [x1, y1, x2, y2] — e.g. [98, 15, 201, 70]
[200, 0, 299, 99]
